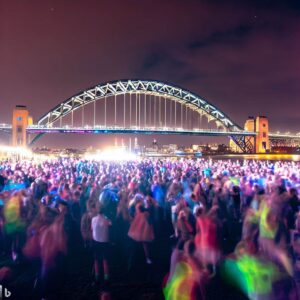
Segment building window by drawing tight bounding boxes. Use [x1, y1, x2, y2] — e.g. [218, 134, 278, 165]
[17, 126, 22, 133]
[262, 123, 266, 128]
[263, 132, 266, 138]
[16, 116, 22, 121]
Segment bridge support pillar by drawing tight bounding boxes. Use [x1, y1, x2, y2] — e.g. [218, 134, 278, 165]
[255, 116, 270, 153]
[241, 116, 270, 153]
[230, 135, 255, 153]
[12, 105, 32, 147]
[244, 117, 255, 148]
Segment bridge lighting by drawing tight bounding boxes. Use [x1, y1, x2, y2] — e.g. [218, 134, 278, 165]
[84, 148, 137, 161]
[37, 80, 241, 136]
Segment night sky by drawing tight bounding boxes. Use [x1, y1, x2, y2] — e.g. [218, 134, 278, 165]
[0, 0, 299, 148]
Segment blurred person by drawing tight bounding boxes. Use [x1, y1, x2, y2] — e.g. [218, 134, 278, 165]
[128, 202, 154, 264]
[177, 209, 194, 242]
[258, 199, 293, 276]
[80, 202, 96, 248]
[39, 207, 67, 298]
[194, 206, 220, 269]
[164, 239, 208, 300]
[4, 192, 26, 261]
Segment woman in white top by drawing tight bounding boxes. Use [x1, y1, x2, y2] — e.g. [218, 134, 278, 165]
[91, 205, 112, 284]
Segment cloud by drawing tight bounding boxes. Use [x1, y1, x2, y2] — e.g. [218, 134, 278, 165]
[188, 23, 254, 50]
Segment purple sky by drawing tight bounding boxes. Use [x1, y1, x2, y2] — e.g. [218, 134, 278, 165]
[0, 0, 299, 148]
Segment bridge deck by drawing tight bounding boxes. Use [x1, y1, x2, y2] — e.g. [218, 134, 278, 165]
[1, 124, 299, 139]
[25, 126, 256, 136]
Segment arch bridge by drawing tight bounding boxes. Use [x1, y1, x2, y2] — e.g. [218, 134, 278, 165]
[3, 80, 297, 153]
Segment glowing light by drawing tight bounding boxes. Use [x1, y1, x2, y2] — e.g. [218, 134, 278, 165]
[0, 145, 32, 157]
[84, 147, 137, 161]
[259, 202, 277, 239]
[163, 261, 194, 300]
[4, 195, 25, 234]
[221, 254, 279, 298]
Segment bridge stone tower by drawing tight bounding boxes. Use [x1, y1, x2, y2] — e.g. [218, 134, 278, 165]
[243, 115, 270, 153]
[255, 116, 270, 153]
[12, 105, 32, 147]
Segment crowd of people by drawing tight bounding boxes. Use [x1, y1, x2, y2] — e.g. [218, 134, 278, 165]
[0, 156, 300, 299]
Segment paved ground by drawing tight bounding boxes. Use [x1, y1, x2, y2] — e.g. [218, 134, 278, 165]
[1, 237, 170, 300]
[2, 230, 300, 300]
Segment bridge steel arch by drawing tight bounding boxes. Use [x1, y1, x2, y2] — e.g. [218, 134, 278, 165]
[38, 79, 242, 130]
[33, 80, 254, 152]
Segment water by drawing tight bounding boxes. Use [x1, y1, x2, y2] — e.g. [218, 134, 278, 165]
[207, 154, 300, 161]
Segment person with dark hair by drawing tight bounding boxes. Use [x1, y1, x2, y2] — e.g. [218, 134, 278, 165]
[70, 190, 81, 224]
[0, 173, 6, 192]
[91, 205, 112, 284]
[99, 188, 118, 222]
[288, 188, 299, 217]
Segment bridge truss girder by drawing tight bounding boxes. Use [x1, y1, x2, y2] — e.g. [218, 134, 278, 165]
[230, 135, 255, 154]
[38, 80, 242, 132]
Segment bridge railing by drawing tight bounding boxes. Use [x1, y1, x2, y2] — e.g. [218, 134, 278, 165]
[25, 124, 255, 135]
